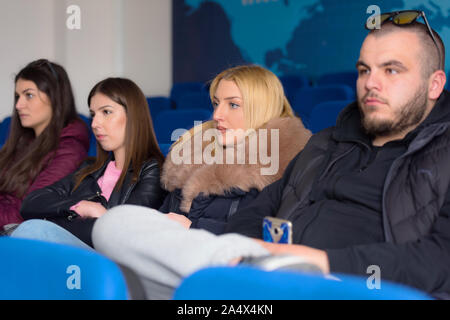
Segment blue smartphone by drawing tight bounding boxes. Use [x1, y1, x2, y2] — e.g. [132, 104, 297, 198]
[263, 216, 293, 244]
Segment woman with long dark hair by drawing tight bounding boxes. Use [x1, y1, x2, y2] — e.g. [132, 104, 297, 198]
[11, 77, 166, 248]
[0, 59, 89, 231]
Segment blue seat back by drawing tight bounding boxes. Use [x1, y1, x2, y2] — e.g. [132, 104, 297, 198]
[170, 82, 207, 108]
[146, 96, 173, 119]
[174, 266, 431, 300]
[78, 114, 97, 157]
[317, 71, 358, 93]
[0, 116, 12, 146]
[159, 143, 172, 156]
[154, 109, 211, 144]
[176, 91, 212, 110]
[279, 74, 310, 104]
[291, 85, 354, 128]
[0, 237, 128, 300]
[446, 72, 449, 90]
[309, 100, 353, 133]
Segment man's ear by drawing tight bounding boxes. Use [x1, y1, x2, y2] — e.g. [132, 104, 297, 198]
[428, 70, 447, 100]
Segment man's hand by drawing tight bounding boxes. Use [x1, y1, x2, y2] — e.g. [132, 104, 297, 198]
[72, 200, 107, 219]
[166, 212, 192, 229]
[253, 239, 330, 274]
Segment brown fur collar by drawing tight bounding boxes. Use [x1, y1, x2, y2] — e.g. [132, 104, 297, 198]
[161, 117, 311, 212]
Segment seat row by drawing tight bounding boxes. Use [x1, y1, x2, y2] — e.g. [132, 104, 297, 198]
[1, 70, 448, 156]
[147, 71, 359, 120]
[0, 98, 362, 157]
[0, 236, 431, 300]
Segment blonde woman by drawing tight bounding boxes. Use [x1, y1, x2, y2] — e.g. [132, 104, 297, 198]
[92, 65, 311, 298]
[160, 64, 311, 234]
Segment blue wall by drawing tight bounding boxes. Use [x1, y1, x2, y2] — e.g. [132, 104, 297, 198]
[173, 0, 450, 83]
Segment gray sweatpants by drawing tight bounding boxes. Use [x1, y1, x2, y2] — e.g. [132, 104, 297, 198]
[92, 205, 269, 299]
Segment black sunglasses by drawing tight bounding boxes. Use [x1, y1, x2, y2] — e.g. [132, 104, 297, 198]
[365, 10, 441, 64]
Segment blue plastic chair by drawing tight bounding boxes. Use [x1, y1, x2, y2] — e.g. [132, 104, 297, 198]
[0, 116, 12, 146]
[176, 91, 212, 110]
[317, 71, 358, 93]
[446, 72, 449, 90]
[159, 143, 172, 156]
[78, 114, 97, 157]
[174, 266, 431, 300]
[291, 85, 354, 129]
[170, 82, 207, 109]
[0, 237, 128, 300]
[153, 109, 211, 144]
[309, 100, 353, 134]
[146, 96, 173, 119]
[279, 74, 310, 104]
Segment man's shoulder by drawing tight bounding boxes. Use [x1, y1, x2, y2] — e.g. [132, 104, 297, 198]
[304, 127, 335, 151]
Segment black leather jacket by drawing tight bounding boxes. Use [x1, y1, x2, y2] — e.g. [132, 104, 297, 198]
[21, 157, 166, 246]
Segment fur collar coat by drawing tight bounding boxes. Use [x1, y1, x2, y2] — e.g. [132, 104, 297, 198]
[161, 117, 311, 214]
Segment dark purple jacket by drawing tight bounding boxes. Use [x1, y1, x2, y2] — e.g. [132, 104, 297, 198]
[0, 119, 90, 228]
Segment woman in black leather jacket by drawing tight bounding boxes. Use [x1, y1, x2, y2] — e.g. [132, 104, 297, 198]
[11, 78, 166, 247]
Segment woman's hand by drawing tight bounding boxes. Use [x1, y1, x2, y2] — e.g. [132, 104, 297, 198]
[71, 200, 107, 219]
[166, 212, 192, 229]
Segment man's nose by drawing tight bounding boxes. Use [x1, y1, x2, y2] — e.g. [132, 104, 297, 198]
[364, 70, 382, 92]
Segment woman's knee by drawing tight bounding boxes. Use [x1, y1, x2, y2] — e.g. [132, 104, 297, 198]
[10, 219, 55, 238]
[92, 205, 165, 249]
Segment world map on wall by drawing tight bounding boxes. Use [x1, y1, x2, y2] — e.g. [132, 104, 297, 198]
[177, 0, 450, 82]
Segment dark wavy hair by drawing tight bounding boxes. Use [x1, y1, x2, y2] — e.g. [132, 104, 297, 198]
[73, 77, 164, 191]
[0, 59, 79, 197]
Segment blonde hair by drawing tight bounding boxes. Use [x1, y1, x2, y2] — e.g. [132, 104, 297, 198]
[174, 65, 294, 147]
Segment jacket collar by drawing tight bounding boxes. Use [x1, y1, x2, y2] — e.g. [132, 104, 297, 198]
[161, 117, 311, 212]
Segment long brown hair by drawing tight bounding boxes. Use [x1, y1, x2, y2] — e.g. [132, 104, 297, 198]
[73, 77, 164, 191]
[0, 59, 79, 197]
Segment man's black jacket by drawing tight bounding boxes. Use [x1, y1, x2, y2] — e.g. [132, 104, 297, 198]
[227, 90, 450, 297]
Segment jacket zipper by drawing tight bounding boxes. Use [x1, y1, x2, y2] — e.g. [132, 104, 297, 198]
[87, 191, 102, 201]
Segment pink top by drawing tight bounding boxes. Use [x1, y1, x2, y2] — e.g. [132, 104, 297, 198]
[70, 161, 122, 213]
[96, 161, 122, 201]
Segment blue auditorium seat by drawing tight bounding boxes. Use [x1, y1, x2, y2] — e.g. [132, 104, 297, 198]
[176, 91, 212, 110]
[173, 266, 431, 300]
[446, 71, 449, 90]
[0, 237, 128, 300]
[291, 85, 354, 129]
[154, 109, 211, 144]
[170, 82, 207, 109]
[78, 114, 97, 157]
[279, 74, 310, 104]
[146, 96, 173, 119]
[159, 143, 172, 156]
[0, 116, 11, 146]
[309, 100, 353, 133]
[317, 71, 358, 93]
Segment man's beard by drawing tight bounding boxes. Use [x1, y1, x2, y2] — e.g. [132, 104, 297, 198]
[358, 85, 428, 137]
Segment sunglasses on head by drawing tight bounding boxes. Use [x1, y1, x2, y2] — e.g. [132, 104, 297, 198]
[365, 10, 441, 63]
